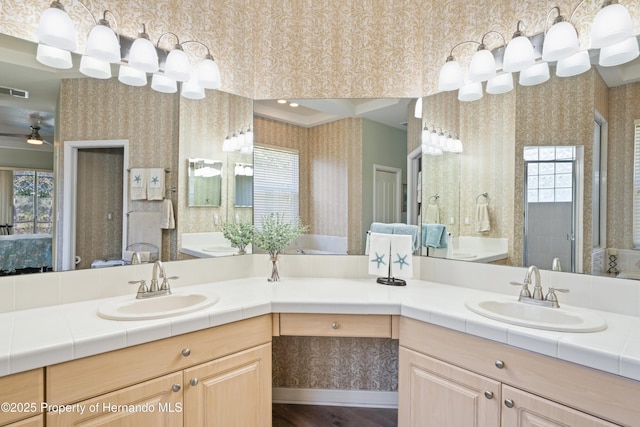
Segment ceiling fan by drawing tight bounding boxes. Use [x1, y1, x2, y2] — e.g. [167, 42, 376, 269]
[0, 115, 53, 146]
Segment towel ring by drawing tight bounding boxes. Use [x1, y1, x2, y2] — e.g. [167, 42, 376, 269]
[428, 194, 440, 204]
[476, 192, 489, 203]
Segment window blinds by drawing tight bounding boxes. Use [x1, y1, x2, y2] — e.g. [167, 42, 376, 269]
[633, 121, 640, 248]
[253, 146, 300, 228]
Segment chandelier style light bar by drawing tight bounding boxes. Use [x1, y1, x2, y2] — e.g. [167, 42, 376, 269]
[36, 0, 222, 100]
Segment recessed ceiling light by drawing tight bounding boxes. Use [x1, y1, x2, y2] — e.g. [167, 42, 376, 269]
[289, 102, 299, 107]
[277, 99, 287, 104]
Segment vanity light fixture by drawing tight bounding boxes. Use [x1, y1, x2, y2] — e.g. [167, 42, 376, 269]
[181, 72, 205, 100]
[458, 81, 483, 102]
[438, 41, 480, 91]
[37, 1, 77, 51]
[222, 135, 234, 152]
[245, 126, 254, 146]
[128, 24, 159, 73]
[79, 54, 111, 79]
[590, 0, 633, 49]
[556, 50, 592, 77]
[468, 31, 505, 82]
[85, 10, 121, 64]
[503, 21, 536, 73]
[158, 33, 192, 82]
[599, 35, 640, 67]
[151, 73, 178, 93]
[486, 72, 514, 94]
[519, 61, 551, 86]
[36, 43, 73, 69]
[421, 124, 431, 145]
[542, 7, 579, 62]
[118, 64, 147, 86]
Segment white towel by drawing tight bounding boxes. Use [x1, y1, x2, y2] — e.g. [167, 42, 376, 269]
[390, 234, 413, 279]
[127, 211, 162, 254]
[161, 199, 175, 229]
[476, 202, 490, 233]
[368, 232, 391, 277]
[130, 168, 147, 200]
[147, 168, 165, 200]
[425, 203, 440, 224]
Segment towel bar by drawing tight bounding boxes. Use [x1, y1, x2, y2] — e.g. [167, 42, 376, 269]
[475, 192, 489, 203]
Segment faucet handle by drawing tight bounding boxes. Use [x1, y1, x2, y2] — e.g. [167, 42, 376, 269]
[160, 276, 179, 292]
[128, 279, 148, 295]
[510, 281, 531, 299]
[544, 287, 569, 307]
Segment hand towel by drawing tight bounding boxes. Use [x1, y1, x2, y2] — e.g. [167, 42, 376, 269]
[422, 224, 448, 248]
[476, 202, 490, 233]
[368, 232, 391, 277]
[370, 222, 394, 235]
[391, 224, 419, 253]
[130, 168, 146, 200]
[147, 168, 165, 201]
[425, 203, 440, 224]
[390, 234, 413, 279]
[161, 199, 175, 229]
[127, 211, 162, 256]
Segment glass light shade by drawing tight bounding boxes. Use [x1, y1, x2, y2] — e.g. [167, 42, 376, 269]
[240, 145, 253, 155]
[27, 138, 43, 145]
[452, 139, 464, 153]
[85, 24, 120, 63]
[438, 59, 464, 91]
[542, 21, 579, 62]
[36, 43, 72, 69]
[486, 72, 514, 94]
[37, 5, 77, 51]
[414, 97, 423, 118]
[181, 74, 205, 100]
[421, 127, 431, 145]
[503, 36, 535, 72]
[468, 49, 496, 82]
[222, 137, 233, 152]
[556, 51, 591, 77]
[197, 58, 221, 89]
[458, 81, 483, 102]
[118, 65, 147, 86]
[151, 73, 177, 93]
[519, 62, 550, 86]
[599, 36, 639, 67]
[164, 48, 191, 82]
[244, 166, 253, 175]
[79, 55, 111, 79]
[128, 37, 159, 73]
[444, 137, 455, 152]
[590, 3, 633, 49]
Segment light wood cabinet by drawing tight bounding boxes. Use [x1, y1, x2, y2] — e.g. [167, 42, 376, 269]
[278, 313, 393, 338]
[0, 369, 44, 427]
[46, 315, 272, 427]
[399, 317, 636, 426]
[3, 415, 43, 427]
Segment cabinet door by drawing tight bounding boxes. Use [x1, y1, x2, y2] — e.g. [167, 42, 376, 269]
[5, 415, 44, 427]
[184, 343, 272, 427]
[501, 385, 618, 427]
[47, 372, 183, 427]
[399, 347, 501, 427]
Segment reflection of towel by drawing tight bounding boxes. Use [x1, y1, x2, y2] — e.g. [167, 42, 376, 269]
[370, 222, 394, 234]
[476, 202, 490, 233]
[368, 232, 391, 277]
[161, 199, 175, 229]
[147, 168, 165, 200]
[127, 212, 162, 253]
[390, 234, 413, 279]
[391, 224, 419, 252]
[130, 168, 146, 200]
[422, 224, 448, 248]
[425, 203, 440, 224]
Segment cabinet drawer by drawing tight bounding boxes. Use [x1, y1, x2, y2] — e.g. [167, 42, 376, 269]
[47, 315, 271, 405]
[399, 317, 639, 427]
[279, 313, 392, 338]
[0, 369, 44, 426]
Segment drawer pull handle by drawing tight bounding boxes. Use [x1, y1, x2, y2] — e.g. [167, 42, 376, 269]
[495, 360, 505, 369]
[484, 391, 494, 399]
[190, 378, 199, 386]
[172, 384, 181, 392]
[182, 348, 191, 357]
[504, 399, 514, 408]
[331, 322, 340, 329]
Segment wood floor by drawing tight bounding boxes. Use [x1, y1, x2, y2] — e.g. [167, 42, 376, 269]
[273, 404, 398, 427]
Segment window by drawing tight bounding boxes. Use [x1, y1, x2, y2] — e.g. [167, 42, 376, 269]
[524, 146, 575, 203]
[633, 121, 640, 248]
[12, 170, 54, 234]
[253, 146, 299, 227]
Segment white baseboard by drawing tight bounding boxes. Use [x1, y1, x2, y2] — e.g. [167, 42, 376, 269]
[272, 387, 398, 409]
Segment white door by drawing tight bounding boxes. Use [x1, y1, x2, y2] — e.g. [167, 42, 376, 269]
[374, 164, 401, 223]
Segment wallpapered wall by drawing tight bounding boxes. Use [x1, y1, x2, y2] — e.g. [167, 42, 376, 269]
[4, 1, 640, 99]
[253, 116, 363, 254]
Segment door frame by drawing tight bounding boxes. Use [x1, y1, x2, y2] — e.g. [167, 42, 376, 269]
[407, 146, 422, 226]
[62, 139, 129, 270]
[372, 164, 402, 223]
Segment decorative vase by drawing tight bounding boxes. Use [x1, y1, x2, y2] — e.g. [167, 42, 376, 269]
[237, 249, 247, 255]
[268, 252, 280, 282]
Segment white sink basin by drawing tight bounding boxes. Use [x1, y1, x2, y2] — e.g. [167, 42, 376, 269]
[465, 296, 607, 332]
[203, 246, 236, 254]
[98, 292, 219, 321]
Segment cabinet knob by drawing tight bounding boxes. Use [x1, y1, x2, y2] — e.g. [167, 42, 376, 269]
[484, 391, 494, 399]
[331, 322, 340, 330]
[172, 384, 181, 392]
[190, 378, 199, 386]
[495, 360, 505, 369]
[504, 399, 514, 408]
[182, 348, 191, 357]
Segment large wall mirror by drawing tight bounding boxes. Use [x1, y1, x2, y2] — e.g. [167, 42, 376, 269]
[0, 34, 253, 274]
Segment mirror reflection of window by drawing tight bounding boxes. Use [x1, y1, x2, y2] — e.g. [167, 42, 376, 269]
[187, 159, 223, 207]
[10, 170, 53, 234]
[253, 146, 299, 226]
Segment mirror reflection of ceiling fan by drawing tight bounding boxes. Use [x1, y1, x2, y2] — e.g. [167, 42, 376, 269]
[0, 113, 53, 146]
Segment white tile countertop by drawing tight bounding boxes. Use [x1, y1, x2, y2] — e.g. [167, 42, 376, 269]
[1, 276, 639, 383]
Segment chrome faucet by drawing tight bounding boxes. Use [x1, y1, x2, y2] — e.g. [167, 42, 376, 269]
[552, 257, 562, 272]
[510, 264, 569, 308]
[129, 260, 179, 299]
